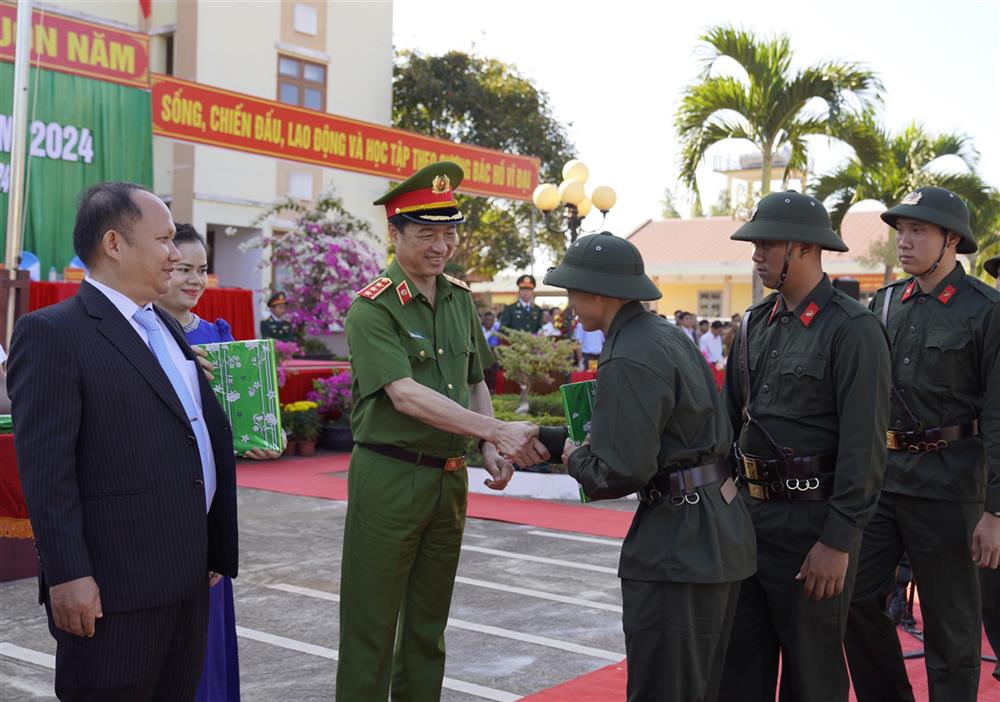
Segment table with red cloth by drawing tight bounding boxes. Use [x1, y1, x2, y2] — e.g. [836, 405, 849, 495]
[279, 360, 350, 404]
[28, 282, 256, 340]
[0, 434, 32, 539]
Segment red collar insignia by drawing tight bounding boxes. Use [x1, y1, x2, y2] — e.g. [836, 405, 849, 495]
[800, 301, 820, 327]
[396, 280, 413, 306]
[937, 284, 956, 305]
[901, 281, 917, 302]
[767, 296, 782, 325]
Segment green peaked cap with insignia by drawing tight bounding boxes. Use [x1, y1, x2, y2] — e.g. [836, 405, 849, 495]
[373, 161, 465, 225]
[731, 191, 848, 252]
[881, 186, 977, 254]
[544, 231, 662, 301]
[985, 254, 999, 279]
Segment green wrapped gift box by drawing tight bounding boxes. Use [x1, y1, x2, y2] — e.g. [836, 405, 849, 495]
[0, 415, 11, 434]
[196, 339, 283, 454]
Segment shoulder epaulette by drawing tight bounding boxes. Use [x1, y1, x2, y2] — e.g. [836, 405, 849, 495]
[444, 274, 471, 292]
[830, 290, 869, 318]
[877, 278, 910, 292]
[750, 292, 779, 312]
[968, 277, 1000, 302]
[356, 276, 393, 301]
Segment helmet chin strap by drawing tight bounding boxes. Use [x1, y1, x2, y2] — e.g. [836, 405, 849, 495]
[914, 236, 949, 278]
[774, 242, 794, 291]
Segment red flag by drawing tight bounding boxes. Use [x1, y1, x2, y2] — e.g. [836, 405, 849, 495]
[139, 0, 151, 18]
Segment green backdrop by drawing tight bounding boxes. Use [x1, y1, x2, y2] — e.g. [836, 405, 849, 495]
[0, 63, 152, 274]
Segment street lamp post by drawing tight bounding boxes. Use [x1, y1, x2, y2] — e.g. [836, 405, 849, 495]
[531, 159, 616, 242]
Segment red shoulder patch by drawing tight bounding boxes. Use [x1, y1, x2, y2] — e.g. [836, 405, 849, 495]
[356, 277, 392, 301]
[800, 301, 820, 327]
[937, 284, 957, 305]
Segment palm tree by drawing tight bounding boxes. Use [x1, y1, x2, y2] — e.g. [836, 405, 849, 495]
[813, 113, 995, 283]
[675, 25, 882, 302]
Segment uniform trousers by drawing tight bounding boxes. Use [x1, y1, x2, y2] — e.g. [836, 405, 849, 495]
[845, 492, 982, 702]
[981, 567, 1000, 681]
[46, 584, 209, 701]
[622, 578, 739, 702]
[720, 499, 860, 702]
[335, 445, 468, 702]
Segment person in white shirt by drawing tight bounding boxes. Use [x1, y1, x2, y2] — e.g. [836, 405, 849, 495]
[574, 321, 605, 369]
[541, 309, 561, 337]
[699, 320, 725, 366]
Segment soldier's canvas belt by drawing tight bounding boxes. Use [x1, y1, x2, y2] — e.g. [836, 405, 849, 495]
[639, 459, 732, 505]
[358, 443, 467, 471]
[737, 453, 836, 502]
[886, 420, 979, 453]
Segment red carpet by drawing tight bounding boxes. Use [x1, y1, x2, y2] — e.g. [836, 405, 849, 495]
[235, 451, 1000, 701]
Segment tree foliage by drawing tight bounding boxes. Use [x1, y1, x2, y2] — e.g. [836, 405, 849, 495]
[393, 50, 576, 278]
[812, 114, 997, 281]
[660, 188, 682, 219]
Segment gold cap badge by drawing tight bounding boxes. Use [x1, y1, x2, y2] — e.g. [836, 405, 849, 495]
[901, 191, 923, 206]
[431, 174, 451, 194]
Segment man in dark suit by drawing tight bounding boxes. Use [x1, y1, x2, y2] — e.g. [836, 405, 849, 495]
[6, 182, 238, 701]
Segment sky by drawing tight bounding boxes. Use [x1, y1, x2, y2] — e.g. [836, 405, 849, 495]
[393, 0, 1000, 240]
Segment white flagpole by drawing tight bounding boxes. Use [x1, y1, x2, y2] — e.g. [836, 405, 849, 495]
[4, 0, 32, 347]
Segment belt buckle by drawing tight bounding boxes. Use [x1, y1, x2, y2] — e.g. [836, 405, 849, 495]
[742, 457, 762, 481]
[748, 483, 767, 500]
[886, 431, 901, 451]
[444, 456, 466, 472]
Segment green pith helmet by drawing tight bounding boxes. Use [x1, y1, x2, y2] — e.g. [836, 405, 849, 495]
[881, 186, 976, 254]
[544, 231, 662, 301]
[985, 254, 999, 279]
[730, 191, 848, 252]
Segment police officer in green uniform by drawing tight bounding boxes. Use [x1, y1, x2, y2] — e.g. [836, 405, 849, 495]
[845, 186, 1000, 702]
[498, 274, 543, 333]
[540, 231, 756, 702]
[719, 191, 892, 702]
[260, 292, 294, 341]
[335, 162, 549, 702]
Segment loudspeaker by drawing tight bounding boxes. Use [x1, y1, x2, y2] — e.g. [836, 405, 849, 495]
[833, 277, 861, 300]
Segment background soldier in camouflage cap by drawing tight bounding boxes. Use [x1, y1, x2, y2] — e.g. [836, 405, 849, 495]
[540, 231, 756, 701]
[845, 186, 1000, 701]
[720, 191, 891, 702]
[498, 273, 543, 333]
[335, 162, 550, 701]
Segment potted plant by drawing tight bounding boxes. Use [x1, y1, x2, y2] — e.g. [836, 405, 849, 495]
[493, 330, 575, 413]
[308, 371, 354, 452]
[283, 401, 321, 456]
[279, 403, 299, 455]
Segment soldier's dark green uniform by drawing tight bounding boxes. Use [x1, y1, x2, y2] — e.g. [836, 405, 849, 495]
[720, 192, 892, 702]
[260, 292, 294, 341]
[498, 274, 543, 333]
[336, 163, 494, 702]
[984, 253, 1000, 682]
[845, 187, 1000, 701]
[540, 232, 756, 702]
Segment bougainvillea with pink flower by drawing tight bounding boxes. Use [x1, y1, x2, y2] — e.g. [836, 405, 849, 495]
[308, 371, 353, 425]
[247, 190, 383, 336]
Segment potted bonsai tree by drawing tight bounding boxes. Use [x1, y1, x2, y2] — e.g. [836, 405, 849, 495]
[493, 330, 575, 413]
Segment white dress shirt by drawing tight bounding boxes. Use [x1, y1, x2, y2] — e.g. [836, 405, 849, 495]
[86, 278, 216, 509]
[699, 331, 724, 364]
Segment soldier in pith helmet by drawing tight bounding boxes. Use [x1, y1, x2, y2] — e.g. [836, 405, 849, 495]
[719, 191, 892, 702]
[540, 231, 756, 701]
[845, 186, 1000, 702]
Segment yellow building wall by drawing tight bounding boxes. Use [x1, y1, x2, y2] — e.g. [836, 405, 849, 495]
[653, 280, 754, 318]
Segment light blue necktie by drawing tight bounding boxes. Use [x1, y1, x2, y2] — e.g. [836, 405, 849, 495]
[133, 308, 216, 510]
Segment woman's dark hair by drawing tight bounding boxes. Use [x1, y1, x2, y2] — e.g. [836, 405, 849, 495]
[174, 223, 208, 251]
[72, 182, 147, 265]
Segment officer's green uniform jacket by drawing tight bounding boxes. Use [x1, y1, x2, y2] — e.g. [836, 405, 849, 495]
[260, 316, 294, 342]
[346, 259, 493, 456]
[724, 275, 892, 552]
[870, 262, 1000, 511]
[550, 301, 756, 584]
[498, 301, 543, 333]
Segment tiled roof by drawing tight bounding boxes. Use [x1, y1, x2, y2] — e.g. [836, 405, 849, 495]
[628, 210, 891, 275]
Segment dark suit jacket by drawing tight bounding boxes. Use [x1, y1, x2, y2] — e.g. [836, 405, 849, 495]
[7, 281, 238, 612]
